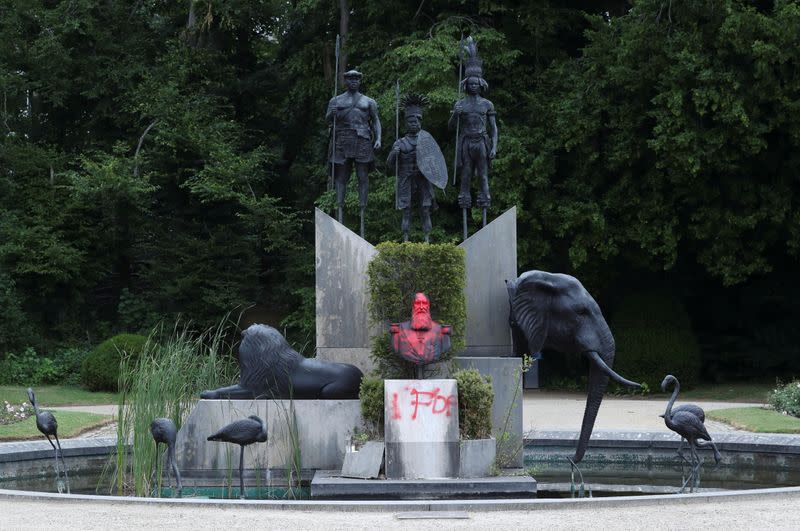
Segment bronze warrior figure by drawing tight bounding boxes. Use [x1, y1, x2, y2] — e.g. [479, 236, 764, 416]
[449, 37, 498, 230]
[326, 69, 381, 238]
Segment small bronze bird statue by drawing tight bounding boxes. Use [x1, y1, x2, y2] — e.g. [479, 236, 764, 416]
[28, 387, 70, 494]
[207, 415, 268, 499]
[660, 374, 721, 493]
[151, 417, 182, 496]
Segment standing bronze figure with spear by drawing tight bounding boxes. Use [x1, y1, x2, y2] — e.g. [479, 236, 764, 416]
[449, 36, 498, 240]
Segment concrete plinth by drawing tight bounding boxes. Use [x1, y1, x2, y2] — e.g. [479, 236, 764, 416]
[176, 399, 363, 478]
[314, 208, 379, 374]
[384, 380, 460, 479]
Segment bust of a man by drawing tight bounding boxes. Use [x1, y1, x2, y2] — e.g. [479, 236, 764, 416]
[389, 292, 452, 366]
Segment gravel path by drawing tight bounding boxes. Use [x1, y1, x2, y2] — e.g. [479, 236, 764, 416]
[2, 493, 800, 530]
[522, 391, 761, 435]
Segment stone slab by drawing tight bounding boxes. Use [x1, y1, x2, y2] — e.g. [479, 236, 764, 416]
[384, 379, 459, 479]
[314, 208, 378, 374]
[459, 438, 497, 478]
[310, 469, 537, 499]
[458, 207, 517, 357]
[341, 442, 385, 479]
[176, 399, 363, 477]
[267, 399, 364, 471]
[176, 399, 269, 475]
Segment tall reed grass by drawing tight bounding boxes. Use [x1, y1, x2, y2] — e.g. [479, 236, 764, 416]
[110, 318, 237, 496]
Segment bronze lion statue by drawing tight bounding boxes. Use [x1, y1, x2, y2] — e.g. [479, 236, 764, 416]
[200, 324, 363, 400]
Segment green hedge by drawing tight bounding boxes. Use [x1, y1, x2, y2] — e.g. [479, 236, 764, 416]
[454, 369, 493, 440]
[359, 376, 385, 436]
[367, 242, 466, 378]
[610, 290, 701, 390]
[81, 334, 148, 391]
[769, 380, 800, 418]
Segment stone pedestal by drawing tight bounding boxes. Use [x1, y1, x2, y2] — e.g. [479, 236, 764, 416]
[384, 379, 460, 479]
[176, 399, 363, 479]
[314, 208, 379, 374]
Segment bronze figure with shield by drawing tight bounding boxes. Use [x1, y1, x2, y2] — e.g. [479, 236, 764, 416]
[386, 93, 447, 243]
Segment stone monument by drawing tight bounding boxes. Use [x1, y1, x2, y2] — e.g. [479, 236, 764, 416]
[384, 379, 460, 479]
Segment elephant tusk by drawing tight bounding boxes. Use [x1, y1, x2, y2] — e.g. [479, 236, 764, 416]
[584, 351, 642, 388]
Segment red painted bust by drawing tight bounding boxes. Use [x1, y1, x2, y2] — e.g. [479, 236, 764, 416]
[390, 292, 452, 365]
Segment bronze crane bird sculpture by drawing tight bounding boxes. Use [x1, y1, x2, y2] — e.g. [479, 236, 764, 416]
[27, 388, 70, 494]
[207, 415, 268, 499]
[150, 418, 183, 496]
[660, 374, 721, 493]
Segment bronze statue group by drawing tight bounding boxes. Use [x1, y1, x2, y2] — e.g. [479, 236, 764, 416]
[326, 36, 498, 242]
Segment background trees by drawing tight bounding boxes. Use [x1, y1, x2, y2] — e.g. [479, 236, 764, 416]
[1, 0, 798, 380]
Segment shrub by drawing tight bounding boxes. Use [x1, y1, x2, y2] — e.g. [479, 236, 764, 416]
[367, 242, 466, 378]
[0, 348, 77, 385]
[455, 368, 493, 440]
[769, 380, 800, 418]
[609, 290, 701, 390]
[359, 376, 385, 437]
[81, 334, 148, 391]
[53, 347, 91, 386]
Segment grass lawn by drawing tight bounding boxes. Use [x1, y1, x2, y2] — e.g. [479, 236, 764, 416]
[0, 411, 114, 441]
[706, 407, 800, 433]
[676, 382, 774, 403]
[0, 386, 118, 407]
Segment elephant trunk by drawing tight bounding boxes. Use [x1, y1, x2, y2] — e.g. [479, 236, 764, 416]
[573, 354, 611, 464]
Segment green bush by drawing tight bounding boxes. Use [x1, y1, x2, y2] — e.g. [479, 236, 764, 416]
[455, 369, 493, 440]
[359, 376, 385, 437]
[609, 290, 701, 390]
[0, 348, 59, 385]
[769, 380, 800, 418]
[367, 242, 466, 378]
[81, 334, 148, 391]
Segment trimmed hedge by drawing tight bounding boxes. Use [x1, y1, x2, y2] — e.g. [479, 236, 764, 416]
[81, 334, 148, 391]
[454, 368, 493, 440]
[359, 376, 385, 436]
[367, 242, 466, 378]
[610, 290, 701, 390]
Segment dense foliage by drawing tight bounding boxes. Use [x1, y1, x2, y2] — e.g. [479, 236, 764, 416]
[367, 242, 466, 377]
[2, 1, 799, 380]
[454, 368, 493, 440]
[358, 375, 384, 436]
[769, 380, 800, 418]
[610, 290, 702, 389]
[0, 346, 88, 386]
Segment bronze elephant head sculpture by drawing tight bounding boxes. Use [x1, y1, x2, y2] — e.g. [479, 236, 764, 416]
[507, 270, 641, 464]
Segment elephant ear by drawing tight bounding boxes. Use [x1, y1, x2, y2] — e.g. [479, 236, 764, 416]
[510, 271, 556, 355]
